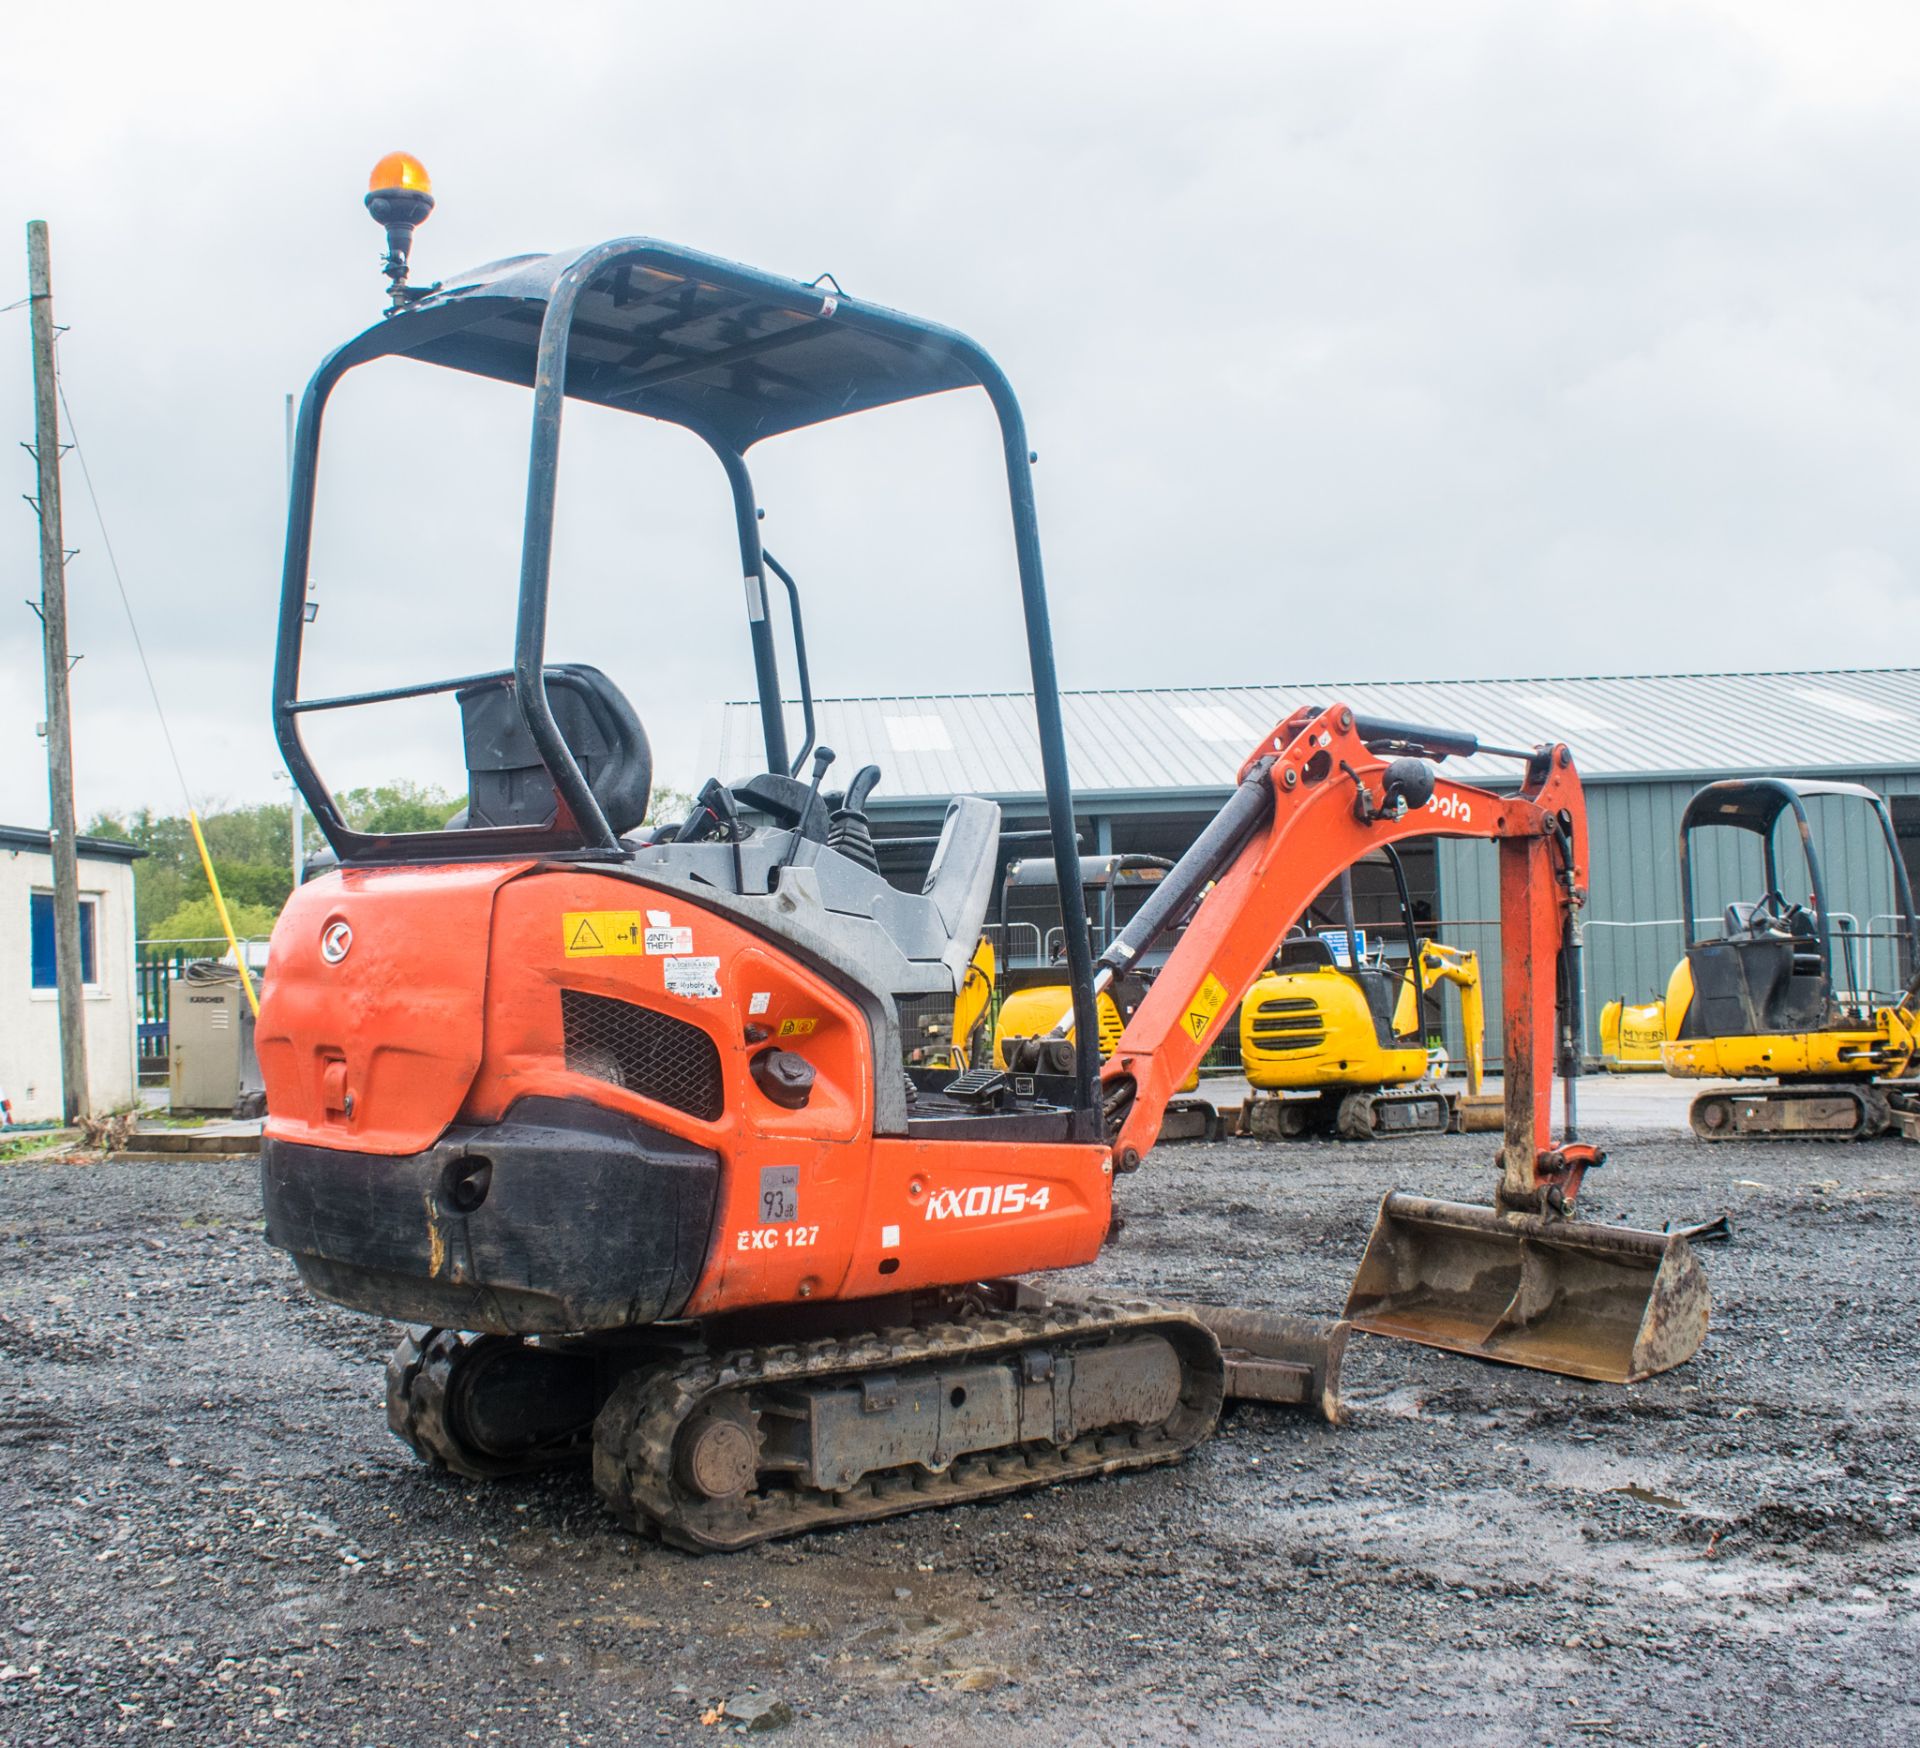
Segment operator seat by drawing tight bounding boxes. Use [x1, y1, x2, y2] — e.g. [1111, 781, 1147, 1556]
[456, 665, 652, 837]
[919, 795, 1003, 988]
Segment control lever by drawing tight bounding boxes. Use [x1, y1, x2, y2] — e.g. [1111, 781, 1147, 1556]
[681, 777, 746, 843]
[777, 745, 836, 878]
[829, 764, 884, 873]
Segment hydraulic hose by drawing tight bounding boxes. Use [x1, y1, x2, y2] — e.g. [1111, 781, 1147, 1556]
[1047, 758, 1276, 1037]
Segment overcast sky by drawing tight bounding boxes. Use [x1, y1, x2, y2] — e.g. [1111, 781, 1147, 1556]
[7, 0, 1920, 830]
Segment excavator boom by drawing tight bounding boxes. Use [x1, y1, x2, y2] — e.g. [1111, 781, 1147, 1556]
[1070, 702, 1707, 1384]
[1100, 704, 1582, 1194]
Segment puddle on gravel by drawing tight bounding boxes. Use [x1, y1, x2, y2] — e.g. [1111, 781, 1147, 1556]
[1345, 1385, 1499, 1428]
[1609, 1483, 1689, 1510]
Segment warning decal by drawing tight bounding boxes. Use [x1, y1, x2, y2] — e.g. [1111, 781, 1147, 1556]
[1183, 971, 1229, 1042]
[563, 911, 643, 956]
[777, 1017, 819, 1037]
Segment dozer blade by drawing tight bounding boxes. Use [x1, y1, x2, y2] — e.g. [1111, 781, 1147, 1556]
[1451, 1091, 1505, 1134]
[1342, 1192, 1710, 1384]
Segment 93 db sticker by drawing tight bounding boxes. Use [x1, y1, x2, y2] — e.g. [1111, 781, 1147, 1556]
[759, 1166, 798, 1222]
[736, 1169, 821, 1251]
[925, 1182, 1051, 1221]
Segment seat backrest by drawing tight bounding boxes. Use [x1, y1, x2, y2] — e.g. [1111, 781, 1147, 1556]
[921, 795, 1003, 985]
[457, 665, 652, 838]
[1276, 935, 1338, 973]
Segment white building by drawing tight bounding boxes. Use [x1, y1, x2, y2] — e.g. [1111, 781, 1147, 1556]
[0, 826, 144, 1124]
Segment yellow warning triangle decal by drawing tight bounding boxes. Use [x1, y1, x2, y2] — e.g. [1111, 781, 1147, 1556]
[569, 918, 604, 951]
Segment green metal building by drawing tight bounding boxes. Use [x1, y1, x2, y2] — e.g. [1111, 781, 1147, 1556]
[712, 668, 1920, 1064]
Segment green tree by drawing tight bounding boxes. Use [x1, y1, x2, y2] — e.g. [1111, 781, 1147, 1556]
[333, 782, 461, 835]
[146, 893, 283, 947]
[84, 805, 289, 938]
[86, 781, 458, 938]
[645, 784, 695, 828]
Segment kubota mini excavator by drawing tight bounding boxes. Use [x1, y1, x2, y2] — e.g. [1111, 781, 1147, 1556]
[258, 162, 1710, 1550]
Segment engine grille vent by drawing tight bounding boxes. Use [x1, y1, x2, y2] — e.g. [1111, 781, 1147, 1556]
[560, 989, 725, 1121]
[1249, 994, 1326, 1054]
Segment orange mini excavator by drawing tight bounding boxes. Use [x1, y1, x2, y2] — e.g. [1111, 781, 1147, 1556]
[259, 163, 1709, 1549]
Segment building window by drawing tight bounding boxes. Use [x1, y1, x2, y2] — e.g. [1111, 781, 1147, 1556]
[30, 891, 99, 989]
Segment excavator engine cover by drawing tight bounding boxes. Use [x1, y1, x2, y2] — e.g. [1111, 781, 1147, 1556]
[1343, 1192, 1709, 1384]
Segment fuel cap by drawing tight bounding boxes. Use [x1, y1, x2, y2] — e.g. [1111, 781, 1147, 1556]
[751, 1047, 816, 1110]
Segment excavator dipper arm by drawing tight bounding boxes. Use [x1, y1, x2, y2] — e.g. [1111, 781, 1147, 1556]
[1099, 703, 1590, 1207]
[1393, 943, 1486, 1095]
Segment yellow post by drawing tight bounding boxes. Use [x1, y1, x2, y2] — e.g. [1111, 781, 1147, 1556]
[188, 810, 259, 1018]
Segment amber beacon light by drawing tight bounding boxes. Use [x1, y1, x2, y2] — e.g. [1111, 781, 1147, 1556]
[365, 152, 435, 307]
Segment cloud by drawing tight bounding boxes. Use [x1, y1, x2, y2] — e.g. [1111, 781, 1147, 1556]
[5, 1, 1920, 828]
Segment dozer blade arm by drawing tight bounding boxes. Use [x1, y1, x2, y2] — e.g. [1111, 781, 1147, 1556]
[1100, 701, 1585, 1202]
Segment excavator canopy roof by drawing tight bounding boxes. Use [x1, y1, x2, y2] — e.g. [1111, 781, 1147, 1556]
[329, 241, 983, 451]
[1680, 777, 1888, 837]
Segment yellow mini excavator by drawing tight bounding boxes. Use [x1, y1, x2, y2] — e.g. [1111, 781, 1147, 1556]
[1662, 778, 1920, 1139]
[1239, 846, 1495, 1139]
[901, 937, 996, 1070]
[990, 855, 1219, 1138]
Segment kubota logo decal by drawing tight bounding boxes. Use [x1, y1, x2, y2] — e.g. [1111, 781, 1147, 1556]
[320, 921, 352, 964]
[1426, 791, 1473, 824]
[924, 1182, 1052, 1221]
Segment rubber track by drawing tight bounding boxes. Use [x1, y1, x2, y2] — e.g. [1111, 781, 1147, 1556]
[591, 1298, 1225, 1552]
[1688, 1083, 1893, 1143]
[1336, 1087, 1451, 1142]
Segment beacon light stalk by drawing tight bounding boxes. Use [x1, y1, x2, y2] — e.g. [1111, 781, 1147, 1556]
[365, 152, 434, 309]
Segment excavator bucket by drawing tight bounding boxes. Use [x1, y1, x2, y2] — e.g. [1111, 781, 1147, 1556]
[1343, 1192, 1710, 1383]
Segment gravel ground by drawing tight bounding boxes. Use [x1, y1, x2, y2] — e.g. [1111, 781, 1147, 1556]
[2, 1123, 1916, 1746]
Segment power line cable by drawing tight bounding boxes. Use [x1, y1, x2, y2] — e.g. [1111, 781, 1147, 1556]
[52, 363, 195, 810]
[51, 342, 258, 1014]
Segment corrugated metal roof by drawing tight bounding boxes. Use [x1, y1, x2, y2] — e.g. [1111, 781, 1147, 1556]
[713, 668, 1920, 805]
[0, 825, 147, 863]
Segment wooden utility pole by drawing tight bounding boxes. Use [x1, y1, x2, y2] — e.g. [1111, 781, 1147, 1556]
[284, 391, 303, 885]
[26, 219, 90, 1123]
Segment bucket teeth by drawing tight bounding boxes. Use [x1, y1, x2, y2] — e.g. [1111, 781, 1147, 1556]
[1343, 1192, 1710, 1384]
